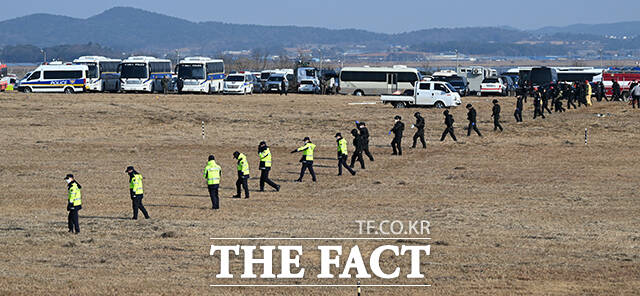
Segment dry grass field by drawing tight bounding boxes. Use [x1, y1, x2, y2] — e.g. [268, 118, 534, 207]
[0, 91, 639, 295]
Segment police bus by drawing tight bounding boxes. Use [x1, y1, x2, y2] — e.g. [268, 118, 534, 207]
[175, 57, 225, 94]
[17, 62, 88, 94]
[73, 56, 121, 92]
[339, 65, 421, 96]
[119, 56, 172, 93]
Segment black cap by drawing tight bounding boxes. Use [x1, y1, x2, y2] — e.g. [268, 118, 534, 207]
[351, 128, 358, 135]
[394, 115, 401, 120]
[303, 136, 310, 141]
[64, 174, 74, 180]
[443, 110, 449, 115]
[259, 141, 266, 146]
[359, 121, 366, 126]
[125, 166, 134, 172]
[208, 155, 215, 161]
[335, 132, 342, 138]
[492, 99, 498, 104]
[233, 151, 240, 158]
[466, 103, 472, 108]
[414, 112, 421, 116]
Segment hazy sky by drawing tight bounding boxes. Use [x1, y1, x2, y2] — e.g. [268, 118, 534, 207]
[2, 0, 639, 33]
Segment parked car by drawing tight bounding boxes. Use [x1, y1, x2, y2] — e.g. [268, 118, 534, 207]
[223, 73, 253, 94]
[265, 74, 288, 93]
[480, 77, 508, 96]
[380, 80, 462, 108]
[298, 79, 320, 93]
[433, 75, 469, 96]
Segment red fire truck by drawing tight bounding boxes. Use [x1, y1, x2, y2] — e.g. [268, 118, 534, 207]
[600, 67, 640, 98]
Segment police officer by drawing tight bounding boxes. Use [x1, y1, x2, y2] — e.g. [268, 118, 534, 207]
[491, 99, 503, 132]
[280, 79, 288, 96]
[440, 110, 457, 141]
[126, 166, 150, 220]
[411, 112, 426, 149]
[390, 115, 404, 155]
[64, 174, 82, 234]
[533, 95, 545, 119]
[541, 88, 552, 114]
[350, 128, 365, 169]
[292, 137, 317, 182]
[336, 133, 356, 176]
[514, 95, 524, 122]
[232, 151, 250, 199]
[567, 84, 577, 109]
[612, 80, 621, 101]
[466, 104, 482, 137]
[356, 121, 374, 161]
[203, 155, 222, 209]
[258, 141, 280, 192]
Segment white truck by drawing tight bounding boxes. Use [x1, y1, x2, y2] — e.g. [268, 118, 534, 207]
[380, 80, 461, 108]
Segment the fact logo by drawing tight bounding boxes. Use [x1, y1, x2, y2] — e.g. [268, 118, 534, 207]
[209, 220, 432, 286]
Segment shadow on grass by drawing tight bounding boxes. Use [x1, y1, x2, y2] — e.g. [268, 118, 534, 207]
[81, 215, 130, 220]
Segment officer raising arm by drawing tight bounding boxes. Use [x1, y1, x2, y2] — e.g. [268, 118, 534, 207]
[126, 166, 150, 220]
[232, 151, 250, 199]
[292, 137, 317, 182]
[258, 141, 280, 192]
[203, 155, 222, 209]
[64, 174, 82, 234]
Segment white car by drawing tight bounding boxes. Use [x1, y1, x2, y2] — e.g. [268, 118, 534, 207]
[298, 79, 320, 93]
[480, 77, 507, 96]
[223, 73, 253, 94]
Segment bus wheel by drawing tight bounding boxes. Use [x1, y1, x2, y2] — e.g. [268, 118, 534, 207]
[64, 87, 74, 94]
[354, 90, 364, 96]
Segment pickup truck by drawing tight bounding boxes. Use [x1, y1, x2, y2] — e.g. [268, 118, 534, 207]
[380, 80, 462, 108]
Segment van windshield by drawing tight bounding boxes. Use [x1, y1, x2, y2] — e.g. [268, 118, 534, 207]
[121, 63, 147, 79]
[225, 75, 244, 82]
[269, 76, 284, 82]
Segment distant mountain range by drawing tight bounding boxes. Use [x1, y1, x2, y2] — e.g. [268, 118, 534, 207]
[0, 7, 638, 61]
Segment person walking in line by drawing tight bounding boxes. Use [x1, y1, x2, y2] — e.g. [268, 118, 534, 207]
[126, 166, 150, 220]
[440, 110, 457, 142]
[466, 104, 482, 137]
[390, 115, 404, 155]
[631, 82, 640, 109]
[64, 174, 82, 234]
[514, 95, 524, 122]
[356, 121, 374, 161]
[203, 155, 221, 209]
[258, 141, 280, 192]
[232, 151, 250, 199]
[335, 133, 356, 176]
[280, 79, 288, 96]
[350, 128, 365, 169]
[411, 112, 426, 149]
[491, 99, 503, 132]
[292, 137, 317, 182]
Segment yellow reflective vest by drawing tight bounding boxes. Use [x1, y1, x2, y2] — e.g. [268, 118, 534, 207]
[259, 148, 272, 168]
[297, 142, 316, 161]
[68, 182, 82, 206]
[237, 153, 250, 175]
[203, 160, 221, 185]
[337, 138, 348, 156]
[130, 173, 144, 195]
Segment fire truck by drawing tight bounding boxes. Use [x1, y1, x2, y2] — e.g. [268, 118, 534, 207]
[599, 67, 640, 99]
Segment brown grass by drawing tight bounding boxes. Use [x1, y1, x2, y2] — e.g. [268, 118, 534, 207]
[0, 92, 639, 295]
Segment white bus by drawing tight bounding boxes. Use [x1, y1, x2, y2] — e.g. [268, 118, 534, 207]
[339, 66, 421, 96]
[119, 56, 172, 93]
[73, 56, 121, 92]
[17, 62, 88, 94]
[175, 57, 225, 94]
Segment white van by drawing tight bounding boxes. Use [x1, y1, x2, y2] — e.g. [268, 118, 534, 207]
[17, 62, 88, 93]
[223, 73, 253, 94]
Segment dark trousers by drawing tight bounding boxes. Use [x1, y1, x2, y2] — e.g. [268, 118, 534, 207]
[440, 127, 457, 141]
[493, 116, 503, 131]
[612, 91, 621, 101]
[467, 122, 482, 137]
[132, 194, 149, 219]
[338, 155, 356, 175]
[514, 109, 523, 122]
[555, 102, 565, 112]
[236, 173, 250, 198]
[412, 130, 426, 148]
[632, 95, 639, 108]
[350, 149, 365, 169]
[259, 168, 279, 191]
[208, 184, 219, 209]
[391, 137, 402, 155]
[533, 107, 545, 119]
[280, 87, 287, 96]
[542, 103, 552, 114]
[362, 144, 374, 161]
[298, 161, 316, 181]
[67, 205, 80, 233]
[567, 99, 576, 109]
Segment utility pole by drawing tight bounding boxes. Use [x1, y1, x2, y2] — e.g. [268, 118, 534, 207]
[40, 49, 46, 63]
[175, 49, 180, 64]
[455, 49, 459, 70]
[599, 49, 603, 68]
